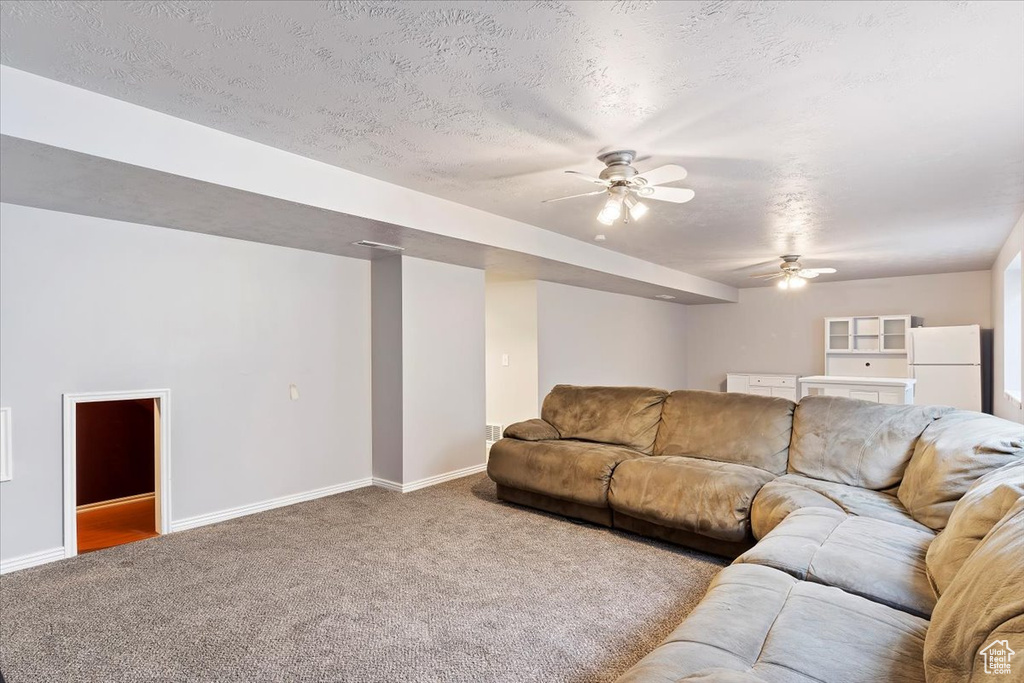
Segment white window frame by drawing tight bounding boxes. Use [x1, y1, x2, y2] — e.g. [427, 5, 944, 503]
[1004, 252, 1022, 407]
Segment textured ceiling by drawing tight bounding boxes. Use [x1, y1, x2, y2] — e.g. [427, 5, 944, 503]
[1, 0, 1022, 287]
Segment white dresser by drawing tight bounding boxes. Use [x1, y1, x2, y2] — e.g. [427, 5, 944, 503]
[799, 375, 916, 405]
[726, 373, 799, 402]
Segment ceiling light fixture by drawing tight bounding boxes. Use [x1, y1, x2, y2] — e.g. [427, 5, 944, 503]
[543, 151, 695, 227]
[777, 273, 807, 290]
[654, 294, 676, 300]
[597, 188, 626, 225]
[624, 194, 649, 221]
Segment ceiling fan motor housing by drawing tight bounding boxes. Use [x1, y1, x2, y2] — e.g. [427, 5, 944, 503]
[597, 150, 639, 184]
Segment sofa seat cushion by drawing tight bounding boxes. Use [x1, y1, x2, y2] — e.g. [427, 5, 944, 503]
[898, 411, 1024, 531]
[788, 396, 950, 490]
[486, 438, 645, 508]
[653, 390, 794, 474]
[615, 563, 929, 683]
[541, 385, 668, 453]
[608, 456, 776, 543]
[751, 473, 930, 539]
[736, 507, 937, 618]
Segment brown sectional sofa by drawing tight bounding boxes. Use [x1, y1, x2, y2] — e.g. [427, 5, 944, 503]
[486, 384, 1024, 682]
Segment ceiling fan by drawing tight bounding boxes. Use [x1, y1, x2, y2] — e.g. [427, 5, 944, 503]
[749, 255, 838, 289]
[543, 150, 695, 226]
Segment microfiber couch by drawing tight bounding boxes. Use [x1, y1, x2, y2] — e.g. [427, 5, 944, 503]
[487, 385, 1024, 683]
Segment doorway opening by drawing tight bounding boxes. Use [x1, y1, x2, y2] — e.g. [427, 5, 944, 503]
[63, 390, 171, 557]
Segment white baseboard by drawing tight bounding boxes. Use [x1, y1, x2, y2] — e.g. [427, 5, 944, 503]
[0, 546, 65, 575]
[169, 477, 373, 532]
[0, 468, 485, 574]
[372, 462, 486, 493]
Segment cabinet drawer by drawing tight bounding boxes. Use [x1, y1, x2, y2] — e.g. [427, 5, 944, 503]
[752, 375, 795, 388]
[771, 387, 797, 401]
[747, 386, 773, 397]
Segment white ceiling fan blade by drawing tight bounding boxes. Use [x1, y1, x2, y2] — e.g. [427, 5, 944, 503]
[642, 186, 696, 204]
[804, 267, 837, 274]
[637, 164, 688, 186]
[564, 170, 610, 185]
[797, 271, 820, 279]
[542, 189, 607, 203]
[749, 272, 784, 280]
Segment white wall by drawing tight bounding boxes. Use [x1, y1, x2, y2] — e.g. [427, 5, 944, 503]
[401, 257, 486, 482]
[0, 203, 372, 561]
[485, 276, 539, 429]
[685, 271, 992, 392]
[536, 282, 689, 401]
[992, 212, 1024, 423]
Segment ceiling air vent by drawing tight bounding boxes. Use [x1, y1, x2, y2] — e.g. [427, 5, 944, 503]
[352, 240, 405, 252]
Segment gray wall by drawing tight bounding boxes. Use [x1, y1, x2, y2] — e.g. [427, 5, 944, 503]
[992, 212, 1024, 423]
[401, 257, 486, 483]
[371, 256, 404, 482]
[0, 203, 372, 561]
[536, 281, 689, 401]
[685, 270, 993, 392]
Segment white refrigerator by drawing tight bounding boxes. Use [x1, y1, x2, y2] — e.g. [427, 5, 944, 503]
[908, 325, 982, 411]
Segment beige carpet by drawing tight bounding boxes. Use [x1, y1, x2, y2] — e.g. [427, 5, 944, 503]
[0, 474, 726, 683]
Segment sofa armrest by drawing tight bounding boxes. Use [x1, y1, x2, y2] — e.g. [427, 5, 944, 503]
[503, 419, 560, 441]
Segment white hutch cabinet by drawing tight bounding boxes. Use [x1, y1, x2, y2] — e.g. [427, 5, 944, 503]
[824, 315, 922, 377]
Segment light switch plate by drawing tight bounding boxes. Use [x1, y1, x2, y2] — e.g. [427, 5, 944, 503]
[501, 354, 509, 367]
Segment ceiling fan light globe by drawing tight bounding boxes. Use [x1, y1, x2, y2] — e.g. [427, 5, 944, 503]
[628, 201, 649, 221]
[597, 195, 623, 224]
[777, 278, 790, 290]
[790, 276, 807, 288]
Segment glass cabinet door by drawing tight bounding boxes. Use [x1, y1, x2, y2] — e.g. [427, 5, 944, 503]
[827, 319, 851, 351]
[881, 317, 908, 351]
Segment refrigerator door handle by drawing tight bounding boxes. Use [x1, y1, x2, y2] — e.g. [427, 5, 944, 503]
[907, 330, 915, 366]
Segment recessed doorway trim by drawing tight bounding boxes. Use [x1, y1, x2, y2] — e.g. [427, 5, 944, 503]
[62, 389, 171, 559]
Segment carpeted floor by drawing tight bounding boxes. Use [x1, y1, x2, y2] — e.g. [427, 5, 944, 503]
[0, 474, 726, 683]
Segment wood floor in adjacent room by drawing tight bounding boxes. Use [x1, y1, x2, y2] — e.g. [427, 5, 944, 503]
[77, 496, 159, 554]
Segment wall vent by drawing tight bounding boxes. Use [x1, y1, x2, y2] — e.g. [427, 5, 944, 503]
[485, 424, 503, 455]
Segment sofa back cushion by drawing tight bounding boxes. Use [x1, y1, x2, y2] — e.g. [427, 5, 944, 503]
[925, 459, 1024, 595]
[653, 391, 794, 474]
[541, 385, 668, 453]
[787, 396, 950, 490]
[924, 497, 1024, 683]
[898, 411, 1024, 530]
